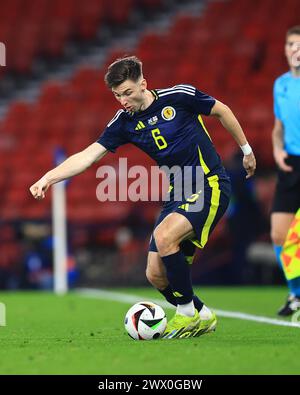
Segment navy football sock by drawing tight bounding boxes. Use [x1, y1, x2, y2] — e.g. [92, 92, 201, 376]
[158, 285, 177, 306]
[161, 250, 194, 305]
[192, 295, 204, 312]
[158, 285, 204, 311]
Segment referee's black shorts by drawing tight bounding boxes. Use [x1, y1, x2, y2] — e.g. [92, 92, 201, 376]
[272, 154, 300, 213]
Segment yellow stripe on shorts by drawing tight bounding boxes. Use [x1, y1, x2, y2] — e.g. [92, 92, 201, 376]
[191, 174, 221, 249]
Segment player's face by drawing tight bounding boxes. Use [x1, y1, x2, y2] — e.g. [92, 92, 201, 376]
[285, 34, 300, 69]
[112, 79, 147, 112]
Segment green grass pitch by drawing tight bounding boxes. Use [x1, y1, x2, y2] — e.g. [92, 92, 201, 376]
[0, 287, 299, 375]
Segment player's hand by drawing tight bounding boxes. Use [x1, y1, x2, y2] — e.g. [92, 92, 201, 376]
[273, 148, 293, 172]
[243, 152, 256, 179]
[29, 176, 50, 200]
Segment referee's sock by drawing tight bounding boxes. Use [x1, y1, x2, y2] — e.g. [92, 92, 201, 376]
[274, 244, 300, 297]
[158, 285, 204, 312]
[161, 250, 194, 315]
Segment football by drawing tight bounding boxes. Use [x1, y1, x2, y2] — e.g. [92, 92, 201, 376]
[124, 301, 167, 340]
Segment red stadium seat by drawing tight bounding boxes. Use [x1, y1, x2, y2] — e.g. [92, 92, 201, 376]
[0, 0, 154, 75]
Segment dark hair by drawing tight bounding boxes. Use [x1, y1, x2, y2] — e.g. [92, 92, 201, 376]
[286, 25, 300, 39]
[104, 56, 143, 88]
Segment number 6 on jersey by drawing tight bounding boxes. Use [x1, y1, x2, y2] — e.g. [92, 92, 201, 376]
[151, 128, 168, 150]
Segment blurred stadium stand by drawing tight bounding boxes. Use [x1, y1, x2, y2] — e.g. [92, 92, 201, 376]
[0, 0, 298, 289]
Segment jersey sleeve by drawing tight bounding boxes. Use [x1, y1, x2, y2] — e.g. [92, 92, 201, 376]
[175, 84, 216, 115]
[97, 110, 128, 153]
[273, 79, 282, 121]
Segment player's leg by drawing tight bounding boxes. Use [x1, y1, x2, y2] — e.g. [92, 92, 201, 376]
[153, 212, 218, 338]
[152, 213, 200, 337]
[271, 212, 294, 246]
[272, 211, 300, 315]
[271, 212, 300, 315]
[162, 174, 231, 338]
[147, 221, 178, 307]
[153, 212, 196, 314]
[157, 174, 230, 314]
[271, 169, 300, 315]
[146, 248, 216, 338]
[146, 251, 168, 290]
[146, 249, 205, 312]
[148, 174, 230, 338]
[271, 211, 294, 278]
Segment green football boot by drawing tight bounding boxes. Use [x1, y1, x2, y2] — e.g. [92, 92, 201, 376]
[162, 310, 201, 339]
[190, 311, 217, 337]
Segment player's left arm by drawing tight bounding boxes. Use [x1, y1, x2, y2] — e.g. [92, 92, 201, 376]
[210, 100, 256, 178]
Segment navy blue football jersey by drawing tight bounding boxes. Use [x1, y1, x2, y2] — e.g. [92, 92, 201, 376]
[97, 84, 223, 175]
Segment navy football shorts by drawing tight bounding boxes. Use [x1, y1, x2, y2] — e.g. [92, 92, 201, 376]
[149, 172, 231, 258]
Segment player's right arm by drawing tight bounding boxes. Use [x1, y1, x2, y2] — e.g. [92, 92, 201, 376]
[272, 117, 293, 172]
[29, 143, 108, 200]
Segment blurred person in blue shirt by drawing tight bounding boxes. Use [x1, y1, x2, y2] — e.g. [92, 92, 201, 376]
[271, 25, 300, 316]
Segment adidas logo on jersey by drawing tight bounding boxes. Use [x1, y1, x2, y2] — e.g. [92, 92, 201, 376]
[135, 121, 146, 130]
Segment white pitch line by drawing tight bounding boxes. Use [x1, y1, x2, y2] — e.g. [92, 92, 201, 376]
[76, 288, 300, 329]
